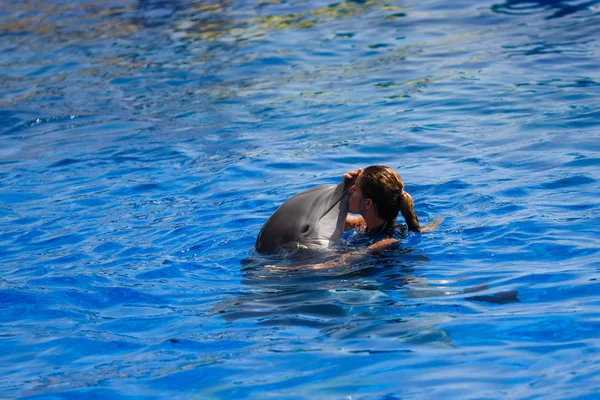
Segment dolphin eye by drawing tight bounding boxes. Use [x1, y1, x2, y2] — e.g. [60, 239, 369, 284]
[301, 224, 310, 235]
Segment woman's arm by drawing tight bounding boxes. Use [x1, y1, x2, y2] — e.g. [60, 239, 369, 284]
[305, 237, 398, 270]
[345, 215, 365, 231]
[267, 236, 399, 271]
[366, 237, 398, 253]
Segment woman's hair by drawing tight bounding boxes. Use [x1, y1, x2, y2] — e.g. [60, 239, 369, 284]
[358, 165, 442, 232]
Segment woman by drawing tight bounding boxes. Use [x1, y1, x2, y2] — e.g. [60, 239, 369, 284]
[342, 165, 442, 254]
[267, 165, 442, 270]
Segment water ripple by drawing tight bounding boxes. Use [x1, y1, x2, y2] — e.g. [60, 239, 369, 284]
[1, 0, 600, 397]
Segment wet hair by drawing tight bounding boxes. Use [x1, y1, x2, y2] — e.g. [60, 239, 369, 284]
[358, 165, 442, 232]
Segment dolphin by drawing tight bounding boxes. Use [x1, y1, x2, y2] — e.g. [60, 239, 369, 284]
[255, 180, 351, 254]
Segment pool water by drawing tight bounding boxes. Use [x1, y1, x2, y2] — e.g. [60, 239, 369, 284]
[1, 0, 599, 398]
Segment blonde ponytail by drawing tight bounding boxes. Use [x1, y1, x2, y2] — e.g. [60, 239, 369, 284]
[398, 191, 443, 232]
[398, 191, 420, 232]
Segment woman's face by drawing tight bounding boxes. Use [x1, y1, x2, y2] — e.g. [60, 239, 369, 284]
[348, 176, 365, 214]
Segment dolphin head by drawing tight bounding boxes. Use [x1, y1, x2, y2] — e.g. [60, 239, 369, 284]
[255, 180, 351, 254]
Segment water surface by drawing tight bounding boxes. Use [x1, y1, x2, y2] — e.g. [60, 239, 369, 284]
[1, 0, 599, 398]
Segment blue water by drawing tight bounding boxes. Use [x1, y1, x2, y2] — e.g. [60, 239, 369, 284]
[1, 0, 599, 397]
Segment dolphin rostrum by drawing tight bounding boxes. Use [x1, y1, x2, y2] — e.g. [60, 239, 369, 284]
[255, 180, 351, 254]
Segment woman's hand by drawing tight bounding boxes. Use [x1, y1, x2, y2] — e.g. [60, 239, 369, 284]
[343, 168, 362, 182]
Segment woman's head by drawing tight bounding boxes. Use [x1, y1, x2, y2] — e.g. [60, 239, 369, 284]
[348, 165, 425, 232]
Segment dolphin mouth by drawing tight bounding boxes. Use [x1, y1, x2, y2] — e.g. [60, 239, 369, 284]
[317, 185, 349, 222]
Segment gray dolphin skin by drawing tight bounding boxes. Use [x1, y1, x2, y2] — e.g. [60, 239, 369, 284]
[255, 180, 351, 254]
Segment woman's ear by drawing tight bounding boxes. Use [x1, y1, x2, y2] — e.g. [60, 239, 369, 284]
[364, 198, 373, 210]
